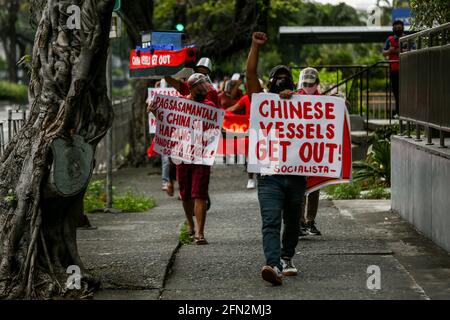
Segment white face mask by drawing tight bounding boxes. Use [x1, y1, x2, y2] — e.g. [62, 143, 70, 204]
[303, 84, 318, 95]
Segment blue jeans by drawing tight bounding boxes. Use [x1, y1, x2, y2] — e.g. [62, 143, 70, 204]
[257, 174, 306, 270]
[161, 155, 170, 184]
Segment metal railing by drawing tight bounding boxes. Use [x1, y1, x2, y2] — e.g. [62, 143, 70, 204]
[94, 98, 133, 173]
[0, 106, 28, 158]
[399, 22, 450, 147]
[292, 61, 397, 128]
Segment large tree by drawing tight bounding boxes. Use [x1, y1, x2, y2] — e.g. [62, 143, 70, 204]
[0, 0, 114, 299]
[0, 0, 21, 82]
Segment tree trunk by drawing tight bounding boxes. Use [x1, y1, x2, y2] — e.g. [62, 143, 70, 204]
[118, 1, 154, 167]
[0, 0, 114, 299]
[0, 0, 20, 82]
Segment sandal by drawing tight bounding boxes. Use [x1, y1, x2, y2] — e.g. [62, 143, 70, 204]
[166, 182, 174, 197]
[188, 230, 195, 239]
[195, 236, 208, 245]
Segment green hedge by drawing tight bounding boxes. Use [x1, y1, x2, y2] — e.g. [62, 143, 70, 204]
[0, 81, 28, 103]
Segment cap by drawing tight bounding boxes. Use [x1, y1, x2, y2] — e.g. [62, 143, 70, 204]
[299, 67, 319, 84]
[195, 57, 212, 73]
[187, 73, 208, 88]
[231, 73, 241, 81]
[269, 65, 292, 80]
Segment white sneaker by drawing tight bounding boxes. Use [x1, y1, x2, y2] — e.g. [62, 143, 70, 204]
[281, 257, 298, 276]
[246, 178, 256, 189]
[261, 265, 283, 285]
[161, 181, 168, 191]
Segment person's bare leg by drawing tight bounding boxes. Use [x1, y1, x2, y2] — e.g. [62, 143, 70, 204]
[194, 198, 207, 239]
[182, 199, 195, 235]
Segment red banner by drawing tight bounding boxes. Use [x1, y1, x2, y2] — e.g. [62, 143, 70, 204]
[129, 48, 197, 78]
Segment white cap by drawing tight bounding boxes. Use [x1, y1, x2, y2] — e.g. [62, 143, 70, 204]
[187, 73, 208, 88]
[231, 73, 241, 81]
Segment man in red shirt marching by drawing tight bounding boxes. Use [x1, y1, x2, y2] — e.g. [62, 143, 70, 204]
[148, 73, 217, 245]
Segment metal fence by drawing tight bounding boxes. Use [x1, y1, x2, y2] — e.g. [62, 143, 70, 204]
[292, 62, 396, 123]
[94, 98, 133, 173]
[0, 100, 133, 170]
[0, 107, 28, 158]
[399, 22, 450, 147]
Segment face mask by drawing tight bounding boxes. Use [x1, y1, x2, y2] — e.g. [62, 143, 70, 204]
[303, 84, 318, 95]
[194, 93, 207, 102]
[269, 77, 293, 93]
[394, 29, 403, 37]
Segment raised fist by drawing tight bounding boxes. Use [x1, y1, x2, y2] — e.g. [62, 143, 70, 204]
[252, 32, 268, 46]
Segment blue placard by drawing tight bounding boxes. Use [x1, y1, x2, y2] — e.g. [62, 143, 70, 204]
[151, 32, 183, 50]
[392, 8, 411, 26]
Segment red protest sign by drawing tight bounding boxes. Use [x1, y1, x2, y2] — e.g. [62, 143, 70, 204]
[129, 48, 196, 78]
[248, 93, 349, 178]
[153, 95, 225, 165]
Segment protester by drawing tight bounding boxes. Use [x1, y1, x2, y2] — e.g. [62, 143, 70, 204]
[282, 67, 323, 236]
[164, 57, 219, 106]
[219, 75, 244, 109]
[154, 79, 173, 192]
[383, 20, 406, 118]
[246, 31, 307, 285]
[226, 88, 256, 189]
[148, 73, 216, 245]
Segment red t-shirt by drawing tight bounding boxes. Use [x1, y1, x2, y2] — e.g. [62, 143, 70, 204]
[237, 94, 251, 115]
[179, 81, 220, 107]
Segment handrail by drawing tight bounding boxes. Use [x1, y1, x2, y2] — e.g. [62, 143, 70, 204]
[400, 22, 450, 42]
[322, 60, 396, 94]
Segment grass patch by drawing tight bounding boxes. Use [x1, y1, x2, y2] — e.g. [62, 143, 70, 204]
[324, 180, 391, 200]
[179, 222, 193, 245]
[324, 183, 361, 200]
[361, 186, 391, 200]
[0, 81, 28, 103]
[83, 179, 156, 213]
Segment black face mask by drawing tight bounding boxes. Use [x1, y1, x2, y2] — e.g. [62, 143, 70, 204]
[194, 93, 207, 102]
[394, 29, 403, 37]
[269, 78, 294, 93]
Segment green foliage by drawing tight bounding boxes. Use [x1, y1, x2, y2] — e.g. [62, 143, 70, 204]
[325, 183, 361, 200]
[1, 189, 18, 209]
[0, 81, 28, 103]
[410, 0, 450, 29]
[362, 186, 391, 199]
[179, 222, 193, 245]
[113, 189, 156, 212]
[83, 180, 156, 213]
[112, 84, 132, 98]
[353, 139, 391, 186]
[0, 57, 6, 70]
[374, 124, 400, 141]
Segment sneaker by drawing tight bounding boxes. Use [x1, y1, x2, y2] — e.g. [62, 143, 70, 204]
[281, 257, 298, 276]
[305, 222, 322, 236]
[261, 265, 283, 285]
[246, 178, 256, 189]
[299, 226, 308, 237]
[161, 182, 168, 191]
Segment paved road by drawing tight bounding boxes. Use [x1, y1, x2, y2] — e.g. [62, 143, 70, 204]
[77, 165, 450, 300]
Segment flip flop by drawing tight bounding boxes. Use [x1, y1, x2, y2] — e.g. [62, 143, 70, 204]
[195, 236, 208, 245]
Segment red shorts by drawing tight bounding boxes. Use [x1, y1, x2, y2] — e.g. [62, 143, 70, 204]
[176, 164, 211, 201]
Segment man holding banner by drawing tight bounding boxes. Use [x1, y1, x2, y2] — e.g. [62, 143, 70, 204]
[148, 73, 225, 245]
[246, 32, 352, 286]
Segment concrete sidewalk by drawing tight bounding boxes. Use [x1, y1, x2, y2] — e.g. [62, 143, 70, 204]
[77, 165, 450, 300]
[78, 166, 183, 299]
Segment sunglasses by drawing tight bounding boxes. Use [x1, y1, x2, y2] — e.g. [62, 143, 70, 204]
[302, 82, 316, 88]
